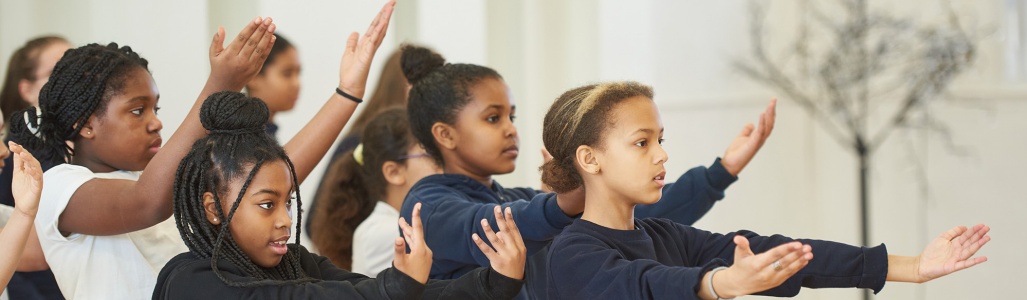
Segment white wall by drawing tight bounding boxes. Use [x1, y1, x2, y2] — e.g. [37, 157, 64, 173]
[2, 1, 1021, 299]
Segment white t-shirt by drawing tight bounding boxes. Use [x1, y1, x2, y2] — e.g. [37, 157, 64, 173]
[36, 164, 186, 300]
[351, 201, 398, 276]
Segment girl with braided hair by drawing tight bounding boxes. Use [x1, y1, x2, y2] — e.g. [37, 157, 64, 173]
[541, 82, 991, 300]
[155, 92, 525, 299]
[5, 18, 279, 299]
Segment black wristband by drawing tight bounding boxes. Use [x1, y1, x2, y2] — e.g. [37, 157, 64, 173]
[335, 88, 363, 104]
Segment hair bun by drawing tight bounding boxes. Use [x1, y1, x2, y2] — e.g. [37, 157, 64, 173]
[200, 91, 269, 134]
[400, 45, 445, 83]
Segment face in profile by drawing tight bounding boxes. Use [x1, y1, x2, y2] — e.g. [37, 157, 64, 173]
[209, 160, 295, 268]
[445, 78, 518, 177]
[590, 96, 667, 205]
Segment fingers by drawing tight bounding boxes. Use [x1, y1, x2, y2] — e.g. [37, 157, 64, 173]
[239, 17, 273, 56]
[398, 216, 413, 250]
[492, 206, 508, 233]
[393, 236, 407, 258]
[480, 218, 502, 247]
[502, 207, 524, 248]
[364, 1, 395, 46]
[209, 27, 226, 58]
[939, 225, 967, 241]
[775, 244, 813, 274]
[733, 235, 755, 257]
[345, 32, 359, 55]
[411, 202, 425, 240]
[472, 233, 497, 260]
[755, 241, 803, 268]
[10, 141, 24, 171]
[227, 16, 263, 55]
[737, 123, 755, 138]
[249, 23, 277, 62]
[763, 98, 777, 137]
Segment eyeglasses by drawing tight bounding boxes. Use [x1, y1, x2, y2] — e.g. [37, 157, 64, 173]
[397, 153, 431, 161]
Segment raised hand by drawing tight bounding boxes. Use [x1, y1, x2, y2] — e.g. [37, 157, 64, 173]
[472, 206, 527, 280]
[394, 202, 432, 284]
[9, 142, 42, 217]
[208, 16, 277, 92]
[915, 224, 990, 282]
[338, 1, 396, 98]
[720, 98, 776, 176]
[712, 235, 812, 298]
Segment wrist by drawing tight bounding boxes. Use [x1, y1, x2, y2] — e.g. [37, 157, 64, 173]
[709, 266, 737, 299]
[335, 87, 364, 104]
[15, 206, 37, 219]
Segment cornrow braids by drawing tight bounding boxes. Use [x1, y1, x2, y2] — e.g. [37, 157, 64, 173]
[540, 81, 654, 193]
[173, 91, 313, 287]
[401, 45, 502, 166]
[8, 42, 149, 170]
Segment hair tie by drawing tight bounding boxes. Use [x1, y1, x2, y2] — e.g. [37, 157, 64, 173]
[24, 109, 42, 139]
[353, 143, 364, 166]
[209, 127, 264, 135]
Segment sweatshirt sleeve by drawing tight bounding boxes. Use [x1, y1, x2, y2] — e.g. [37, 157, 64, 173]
[404, 184, 575, 270]
[634, 158, 737, 225]
[154, 254, 426, 300]
[676, 223, 890, 296]
[546, 233, 728, 300]
[422, 267, 524, 300]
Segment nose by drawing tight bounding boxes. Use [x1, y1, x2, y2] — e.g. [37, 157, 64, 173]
[655, 144, 669, 165]
[149, 115, 163, 133]
[505, 120, 518, 138]
[275, 205, 293, 230]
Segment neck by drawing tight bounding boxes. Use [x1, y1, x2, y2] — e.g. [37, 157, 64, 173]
[442, 163, 493, 188]
[580, 187, 636, 230]
[70, 143, 117, 173]
[383, 186, 406, 212]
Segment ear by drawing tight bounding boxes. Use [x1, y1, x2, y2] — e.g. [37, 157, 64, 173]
[202, 192, 222, 225]
[575, 145, 601, 175]
[78, 115, 98, 139]
[381, 161, 405, 186]
[431, 122, 458, 150]
[18, 79, 34, 101]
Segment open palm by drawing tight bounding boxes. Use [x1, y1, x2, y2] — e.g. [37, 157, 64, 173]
[917, 224, 990, 282]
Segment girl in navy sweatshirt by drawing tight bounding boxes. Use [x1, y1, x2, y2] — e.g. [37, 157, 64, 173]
[397, 46, 776, 298]
[540, 81, 991, 300]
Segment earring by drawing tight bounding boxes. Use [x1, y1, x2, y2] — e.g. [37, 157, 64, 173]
[213, 218, 218, 222]
[86, 131, 92, 135]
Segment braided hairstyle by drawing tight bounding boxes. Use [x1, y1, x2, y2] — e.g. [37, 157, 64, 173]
[402, 45, 502, 166]
[173, 91, 312, 286]
[7, 42, 148, 171]
[540, 82, 654, 193]
[312, 107, 417, 269]
[0, 36, 69, 121]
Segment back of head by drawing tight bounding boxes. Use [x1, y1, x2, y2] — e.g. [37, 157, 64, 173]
[8, 42, 148, 170]
[174, 91, 309, 286]
[312, 107, 417, 269]
[1, 36, 69, 122]
[401, 44, 502, 166]
[540, 81, 654, 193]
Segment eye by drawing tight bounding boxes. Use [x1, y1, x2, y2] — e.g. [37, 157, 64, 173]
[130, 108, 143, 116]
[154, 106, 161, 115]
[486, 115, 499, 123]
[658, 138, 665, 145]
[509, 114, 516, 122]
[258, 202, 274, 210]
[635, 140, 648, 147]
[286, 196, 295, 209]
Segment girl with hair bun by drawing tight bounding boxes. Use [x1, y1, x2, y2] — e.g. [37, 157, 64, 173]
[155, 92, 524, 299]
[541, 81, 991, 300]
[398, 45, 774, 298]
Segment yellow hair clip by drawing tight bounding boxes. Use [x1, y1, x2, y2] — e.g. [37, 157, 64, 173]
[353, 143, 364, 166]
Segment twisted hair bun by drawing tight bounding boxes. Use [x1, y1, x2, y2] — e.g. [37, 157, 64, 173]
[200, 91, 269, 134]
[400, 45, 445, 83]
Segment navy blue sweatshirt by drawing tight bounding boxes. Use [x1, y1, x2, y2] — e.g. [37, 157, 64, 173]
[399, 159, 736, 298]
[152, 244, 523, 299]
[547, 218, 888, 300]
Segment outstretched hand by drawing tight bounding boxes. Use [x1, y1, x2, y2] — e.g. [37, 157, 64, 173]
[338, 1, 396, 98]
[9, 142, 42, 217]
[207, 16, 277, 92]
[394, 203, 432, 284]
[720, 98, 776, 176]
[712, 235, 812, 298]
[472, 206, 527, 280]
[915, 224, 990, 283]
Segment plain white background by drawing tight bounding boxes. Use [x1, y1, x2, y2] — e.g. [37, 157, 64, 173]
[2, 1, 1023, 299]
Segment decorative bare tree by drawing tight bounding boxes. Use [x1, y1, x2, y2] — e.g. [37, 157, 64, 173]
[735, 0, 975, 285]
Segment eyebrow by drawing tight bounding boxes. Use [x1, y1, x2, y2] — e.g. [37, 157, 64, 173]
[250, 189, 282, 197]
[633, 128, 665, 135]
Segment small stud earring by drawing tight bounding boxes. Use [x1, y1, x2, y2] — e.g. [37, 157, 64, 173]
[213, 218, 218, 222]
[86, 131, 91, 135]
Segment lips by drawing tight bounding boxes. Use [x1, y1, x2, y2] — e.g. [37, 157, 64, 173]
[269, 235, 290, 256]
[653, 171, 666, 187]
[149, 137, 162, 153]
[503, 145, 519, 157]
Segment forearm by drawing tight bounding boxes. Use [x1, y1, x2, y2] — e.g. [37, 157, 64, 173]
[0, 209, 35, 287]
[284, 93, 358, 184]
[886, 255, 922, 283]
[16, 224, 48, 272]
